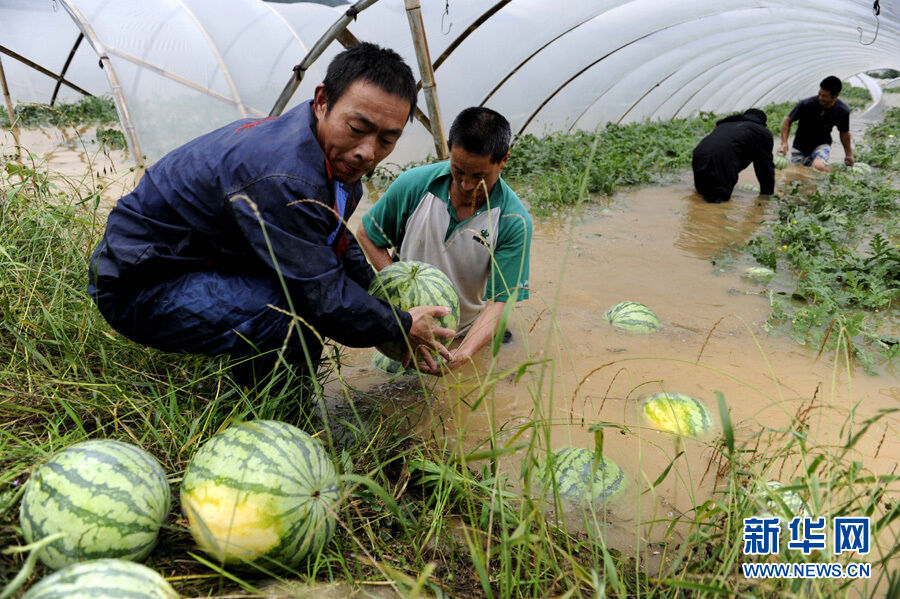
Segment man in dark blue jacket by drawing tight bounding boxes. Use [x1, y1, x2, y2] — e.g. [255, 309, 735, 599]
[692, 108, 775, 203]
[89, 43, 454, 386]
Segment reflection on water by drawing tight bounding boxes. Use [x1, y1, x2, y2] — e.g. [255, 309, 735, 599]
[675, 193, 767, 260]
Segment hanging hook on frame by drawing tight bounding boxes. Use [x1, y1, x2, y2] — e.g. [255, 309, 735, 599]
[441, 0, 452, 35]
[857, 0, 880, 46]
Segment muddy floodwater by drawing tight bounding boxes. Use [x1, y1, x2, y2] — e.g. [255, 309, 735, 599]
[7, 124, 898, 559]
[2, 125, 138, 205]
[338, 169, 900, 552]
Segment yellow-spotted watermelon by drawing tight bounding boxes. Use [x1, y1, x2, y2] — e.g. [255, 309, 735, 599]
[641, 392, 712, 437]
[181, 420, 339, 567]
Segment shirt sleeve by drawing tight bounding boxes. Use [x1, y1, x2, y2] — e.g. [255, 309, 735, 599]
[788, 101, 803, 122]
[227, 175, 411, 347]
[837, 106, 850, 133]
[486, 207, 533, 303]
[752, 129, 776, 195]
[361, 168, 423, 249]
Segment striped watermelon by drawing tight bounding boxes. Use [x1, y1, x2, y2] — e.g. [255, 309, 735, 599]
[603, 301, 659, 333]
[368, 261, 459, 361]
[20, 440, 170, 570]
[744, 266, 775, 282]
[544, 448, 625, 504]
[753, 481, 809, 520]
[371, 350, 406, 375]
[641, 392, 712, 437]
[180, 420, 339, 567]
[850, 162, 872, 175]
[773, 154, 789, 169]
[22, 558, 178, 599]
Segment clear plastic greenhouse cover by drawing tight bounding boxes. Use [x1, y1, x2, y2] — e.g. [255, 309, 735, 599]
[1, 0, 898, 164]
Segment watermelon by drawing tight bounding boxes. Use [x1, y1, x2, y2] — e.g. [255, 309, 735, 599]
[21, 558, 178, 599]
[641, 392, 712, 437]
[850, 162, 872, 175]
[368, 261, 459, 361]
[180, 420, 339, 567]
[543, 448, 625, 504]
[773, 154, 789, 169]
[738, 183, 760, 193]
[19, 440, 170, 570]
[753, 481, 809, 519]
[371, 351, 406, 375]
[744, 266, 775, 282]
[603, 301, 659, 333]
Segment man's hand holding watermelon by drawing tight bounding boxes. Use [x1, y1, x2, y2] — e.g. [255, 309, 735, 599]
[405, 305, 456, 372]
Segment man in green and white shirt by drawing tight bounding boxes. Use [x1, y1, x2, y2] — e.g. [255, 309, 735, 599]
[358, 107, 532, 373]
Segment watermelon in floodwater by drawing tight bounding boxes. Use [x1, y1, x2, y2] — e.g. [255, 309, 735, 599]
[368, 261, 459, 361]
[744, 266, 775, 282]
[180, 420, 339, 567]
[543, 447, 626, 504]
[603, 301, 659, 333]
[774, 154, 789, 169]
[22, 559, 179, 599]
[371, 350, 405, 374]
[753, 480, 809, 519]
[641, 392, 713, 437]
[850, 162, 872, 175]
[20, 440, 170, 570]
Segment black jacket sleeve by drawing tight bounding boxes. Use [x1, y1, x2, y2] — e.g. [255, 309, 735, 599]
[227, 175, 411, 347]
[752, 129, 776, 195]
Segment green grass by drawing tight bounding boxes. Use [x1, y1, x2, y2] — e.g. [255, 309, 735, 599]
[857, 107, 900, 171]
[94, 128, 127, 151]
[1, 109, 899, 598]
[1, 96, 119, 129]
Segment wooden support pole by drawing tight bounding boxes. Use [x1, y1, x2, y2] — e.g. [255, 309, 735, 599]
[0, 54, 21, 159]
[0, 55, 17, 129]
[0, 45, 93, 98]
[404, 0, 449, 160]
[269, 0, 380, 117]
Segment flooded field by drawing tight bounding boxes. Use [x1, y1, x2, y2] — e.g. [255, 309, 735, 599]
[4, 121, 897, 590]
[1, 125, 138, 206]
[337, 169, 899, 554]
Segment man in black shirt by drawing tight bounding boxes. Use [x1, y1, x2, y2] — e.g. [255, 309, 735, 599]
[692, 108, 775, 203]
[778, 76, 853, 172]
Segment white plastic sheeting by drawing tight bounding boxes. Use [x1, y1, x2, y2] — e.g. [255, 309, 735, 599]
[2, 0, 898, 164]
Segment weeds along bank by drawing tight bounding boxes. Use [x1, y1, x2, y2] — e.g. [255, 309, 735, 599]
[1, 91, 899, 598]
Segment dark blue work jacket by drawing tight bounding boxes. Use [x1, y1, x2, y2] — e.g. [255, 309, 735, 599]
[88, 101, 410, 348]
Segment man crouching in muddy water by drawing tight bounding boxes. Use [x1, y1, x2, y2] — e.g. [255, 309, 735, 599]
[692, 108, 775, 203]
[357, 107, 533, 375]
[88, 43, 455, 390]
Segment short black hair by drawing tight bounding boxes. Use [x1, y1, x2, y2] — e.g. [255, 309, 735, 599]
[447, 107, 511, 163]
[744, 108, 767, 124]
[322, 42, 417, 121]
[820, 76, 842, 96]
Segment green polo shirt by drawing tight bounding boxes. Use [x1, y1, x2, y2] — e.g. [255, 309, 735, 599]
[362, 161, 532, 330]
